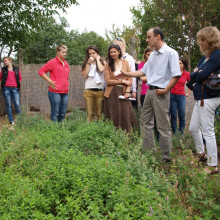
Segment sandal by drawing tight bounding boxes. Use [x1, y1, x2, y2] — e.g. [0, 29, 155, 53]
[203, 166, 219, 175]
[198, 152, 207, 163]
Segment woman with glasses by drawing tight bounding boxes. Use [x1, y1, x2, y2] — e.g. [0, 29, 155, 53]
[81, 45, 105, 122]
[39, 44, 69, 122]
[0, 57, 22, 124]
[104, 44, 137, 132]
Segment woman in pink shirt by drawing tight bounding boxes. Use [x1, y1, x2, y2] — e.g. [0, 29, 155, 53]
[39, 44, 70, 122]
[138, 47, 154, 106]
[0, 57, 22, 124]
[170, 57, 191, 134]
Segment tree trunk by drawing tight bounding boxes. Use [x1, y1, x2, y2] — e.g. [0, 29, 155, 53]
[18, 47, 23, 65]
[130, 37, 136, 59]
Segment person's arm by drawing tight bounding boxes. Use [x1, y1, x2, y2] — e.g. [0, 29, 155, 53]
[155, 76, 180, 96]
[140, 75, 147, 82]
[96, 55, 105, 72]
[105, 65, 131, 86]
[118, 70, 145, 78]
[39, 61, 57, 90]
[196, 57, 220, 82]
[81, 64, 90, 78]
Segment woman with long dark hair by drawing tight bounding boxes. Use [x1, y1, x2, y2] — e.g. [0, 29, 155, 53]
[170, 57, 191, 134]
[81, 45, 105, 121]
[104, 44, 137, 132]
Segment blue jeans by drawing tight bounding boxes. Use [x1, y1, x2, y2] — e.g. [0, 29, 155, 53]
[2, 87, 21, 123]
[170, 94, 186, 134]
[48, 91, 68, 122]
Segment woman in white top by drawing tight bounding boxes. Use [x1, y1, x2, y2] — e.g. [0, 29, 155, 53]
[81, 45, 105, 122]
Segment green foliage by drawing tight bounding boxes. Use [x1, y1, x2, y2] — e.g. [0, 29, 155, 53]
[0, 0, 78, 59]
[131, 0, 220, 71]
[21, 16, 109, 65]
[0, 110, 219, 219]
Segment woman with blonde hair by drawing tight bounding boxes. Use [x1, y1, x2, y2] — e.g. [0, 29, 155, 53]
[189, 26, 220, 174]
[0, 57, 22, 124]
[81, 45, 105, 122]
[39, 44, 69, 122]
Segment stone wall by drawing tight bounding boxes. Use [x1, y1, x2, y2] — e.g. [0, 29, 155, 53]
[0, 64, 195, 126]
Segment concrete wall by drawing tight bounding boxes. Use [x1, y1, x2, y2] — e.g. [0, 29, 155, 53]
[0, 64, 195, 126]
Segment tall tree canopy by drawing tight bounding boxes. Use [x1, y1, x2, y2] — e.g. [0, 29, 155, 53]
[0, 0, 78, 59]
[131, 0, 220, 70]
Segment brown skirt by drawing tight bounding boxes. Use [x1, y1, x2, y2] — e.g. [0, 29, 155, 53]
[104, 86, 137, 133]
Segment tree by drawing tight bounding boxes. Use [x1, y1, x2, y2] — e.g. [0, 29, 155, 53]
[131, 0, 220, 71]
[0, 0, 78, 60]
[105, 24, 140, 59]
[22, 17, 70, 64]
[67, 30, 109, 65]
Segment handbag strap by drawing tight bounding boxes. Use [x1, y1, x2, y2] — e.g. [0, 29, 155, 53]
[201, 79, 208, 106]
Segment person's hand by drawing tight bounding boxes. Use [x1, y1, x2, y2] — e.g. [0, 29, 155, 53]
[49, 80, 57, 90]
[155, 88, 168, 96]
[115, 70, 127, 79]
[194, 67, 198, 72]
[88, 56, 95, 64]
[124, 92, 130, 99]
[96, 54, 101, 61]
[131, 92, 136, 99]
[122, 79, 132, 86]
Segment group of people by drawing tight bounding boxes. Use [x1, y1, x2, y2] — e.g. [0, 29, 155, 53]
[0, 26, 219, 174]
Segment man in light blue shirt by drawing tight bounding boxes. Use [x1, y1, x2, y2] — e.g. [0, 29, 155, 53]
[118, 27, 181, 162]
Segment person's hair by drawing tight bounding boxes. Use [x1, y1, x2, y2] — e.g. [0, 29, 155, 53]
[179, 57, 188, 70]
[108, 44, 122, 72]
[142, 46, 154, 62]
[81, 45, 104, 73]
[197, 26, 220, 57]
[114, 37, 126, 49]
[56, 44, 67, 52]
[3, 56, 13, 63]
[151, 27, 164, 40]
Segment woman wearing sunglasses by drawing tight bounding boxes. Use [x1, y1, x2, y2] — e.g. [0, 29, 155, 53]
[104, 44, 137, 132]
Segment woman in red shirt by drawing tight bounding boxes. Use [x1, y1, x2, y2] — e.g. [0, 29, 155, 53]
[170, 57, 191, 134]
[39, 44, 69, 122]
[0, 57, 22, 124]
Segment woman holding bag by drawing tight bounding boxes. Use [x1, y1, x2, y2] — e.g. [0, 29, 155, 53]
[189, 26, 220, 174]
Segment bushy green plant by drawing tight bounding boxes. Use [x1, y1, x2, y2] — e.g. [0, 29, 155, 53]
[0, 109, 219, 219]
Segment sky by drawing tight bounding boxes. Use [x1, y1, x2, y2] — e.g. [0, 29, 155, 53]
[57, 0, 141, 37]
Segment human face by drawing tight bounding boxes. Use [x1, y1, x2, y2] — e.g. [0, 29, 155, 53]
[179, 60, 184, 72]
[57, 48, 67, 60]
[110, 48, 120, 60]
[3, 58, 12, 67]
[145, 51, 152, 62]
[114, 40, 125, 54]
[88, 49, 98, 59]
[198, 38, 208, 51]
[146, 30, 158, 48]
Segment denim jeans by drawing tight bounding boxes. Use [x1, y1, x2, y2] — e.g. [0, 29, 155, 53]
[2, 87, 21, 123]
[170, 94, 186, 134]
[48, 91, 68, 122]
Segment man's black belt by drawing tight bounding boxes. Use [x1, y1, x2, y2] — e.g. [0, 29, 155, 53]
[87, 88, 104, 91]
[149, 85, 164, 90]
